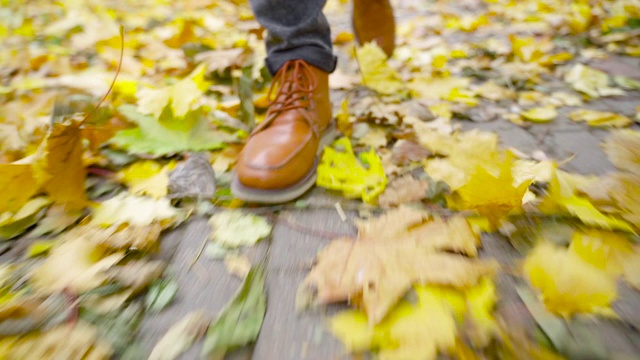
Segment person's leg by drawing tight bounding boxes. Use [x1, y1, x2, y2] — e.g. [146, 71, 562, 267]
[233, 0, 335, 203]
[249, 0, 337, 75]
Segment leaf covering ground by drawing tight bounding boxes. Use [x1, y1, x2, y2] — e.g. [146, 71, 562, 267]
[1, 0, 640, 358]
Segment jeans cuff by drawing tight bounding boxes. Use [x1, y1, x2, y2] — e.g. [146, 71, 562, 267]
[265, 46, 337, 76]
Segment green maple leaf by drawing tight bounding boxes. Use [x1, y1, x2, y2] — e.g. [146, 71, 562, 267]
[111, 105, 234, 156]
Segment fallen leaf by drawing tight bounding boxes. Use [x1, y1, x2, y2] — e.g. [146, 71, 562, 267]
[72, 221, 164, 251]
[149, 311, 211, 360]
[390, 140, 431, 166]
[523, 242, 617, 317]
[111, 105, 231, 156]
[32, 121, 87, 209]
[330, 287, 457, 360]
[4, 321, 113, 360]
[409, 76, 471, 100]
[356, 42, 405, 95]
[301, 209, 496, 324]
[146, 278, 179, 313]
[208, 210, 271, 248]
[89, 193, 179, 228]
[0, 197, 51, 240]
[317, 137, 388, 204]
[475, 80, 516, 101]
[224, 254, 251, 279]
[455, 152, 530, 226]
[569, 229, 634, 276]
[0, 294, 72, 336]
[118, 160, 177, 199]
[564, 64, 625, 98]
[137, 64, 210, 119]
[623, 251, 640, 290]
[378, 175, 430, 207]
[540, 169, 635, 232]
[107, 260, 166, 293]
[602, 130, 640, 175]
[202, 264, 266, 358]
[30, 236, 125, 294]
[568, 109, 631, 127]
[520, 106, 558, 123]
[28, 204, 83, 237]
[0, 164, 39, 213]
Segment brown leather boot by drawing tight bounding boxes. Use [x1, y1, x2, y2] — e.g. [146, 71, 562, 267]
[232, 60, 333, 203]
[352, 0, 396, 58]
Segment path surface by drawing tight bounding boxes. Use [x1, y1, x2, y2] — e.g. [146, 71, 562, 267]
[136, 1, 640, 359]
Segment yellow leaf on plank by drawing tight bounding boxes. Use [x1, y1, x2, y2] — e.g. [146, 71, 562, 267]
[520, 106, 557, 123]
[118, 160, 177, 199]
[330, 289, 456, 360]
[602, 130, 640, 175]
[32, 121, 87, 209]
[455, 152, 531, 227]
[569, 229, 634, 276]
[540, 169, 635, 232]
[317, 137, 387, 204]
[329, 278, 497, 359]
[523, 242, 617, 317]
[569, 109, 631, 128]
[356, 42, 404, 95]
[0, 164, 39, 213]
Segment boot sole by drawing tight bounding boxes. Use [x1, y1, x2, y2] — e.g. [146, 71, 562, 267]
[230, 123, 338, 204]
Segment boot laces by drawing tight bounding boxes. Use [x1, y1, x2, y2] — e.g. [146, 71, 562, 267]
[251, 60, 319, 136]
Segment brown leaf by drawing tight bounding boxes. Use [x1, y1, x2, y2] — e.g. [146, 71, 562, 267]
[378, 175, 430, 207]
[301, 238, 497, 324]
[303, 208, 496, 324]
[32, 121, 87, 209]
[107, 260, 166, 293]
[356, 206, 429, 240]
[390, 140, 431, 166]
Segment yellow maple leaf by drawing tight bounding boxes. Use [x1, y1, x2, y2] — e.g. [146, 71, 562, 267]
[356, 42, 405, 95]
[330, 289, 457, 360]
[0, 164, 39, 213]
[137, 64, 210, 118]
[329, 278, 497, 359]
[540, 168, 635, 232]
[118, 160, 177, 199]
[569, 229, 634, 276]
[455, 152, 530, 226]
[32, 121, 87, 210]
[317, 137, 387, 204]
[523, 242, 617, 317]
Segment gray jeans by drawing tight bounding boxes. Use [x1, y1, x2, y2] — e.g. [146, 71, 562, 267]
[249, 0, 337, 75]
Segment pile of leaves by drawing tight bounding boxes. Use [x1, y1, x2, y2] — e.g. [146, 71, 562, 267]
[1, 0, 640, 358]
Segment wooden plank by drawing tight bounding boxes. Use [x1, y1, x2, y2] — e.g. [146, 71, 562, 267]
[137, 216, 268, 359]
[253, 209, 357, 360]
